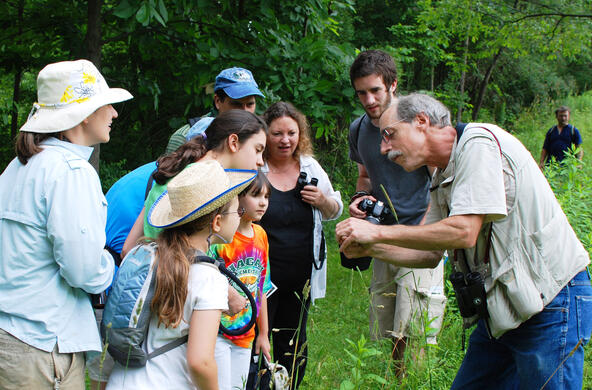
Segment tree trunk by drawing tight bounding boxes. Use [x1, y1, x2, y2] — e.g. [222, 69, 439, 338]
[86, 0, 103, 173]
[456, 30, 470, 123]
[471, 48, 504, 120]
[11, 69, 22, 141]
[10, 0, 25, 140]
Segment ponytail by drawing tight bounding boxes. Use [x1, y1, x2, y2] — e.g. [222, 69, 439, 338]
[154, 110, 267, 185]
[153, 137, 207, 185]
[15, 132, 66, 165]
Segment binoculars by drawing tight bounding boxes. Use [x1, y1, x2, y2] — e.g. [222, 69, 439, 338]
[449, 271, 489, 319]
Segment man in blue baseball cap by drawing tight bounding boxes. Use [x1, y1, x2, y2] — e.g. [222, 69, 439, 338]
[166, 67, 265, 153]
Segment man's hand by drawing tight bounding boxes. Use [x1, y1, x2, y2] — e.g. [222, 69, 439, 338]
[224, 286, 247, 315]
[336, 217, 381, 251]
[341, 241, 373, 259]
[348, 195, 376, 219]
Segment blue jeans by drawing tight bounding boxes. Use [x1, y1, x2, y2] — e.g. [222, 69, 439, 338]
[451, 269, 592, 390]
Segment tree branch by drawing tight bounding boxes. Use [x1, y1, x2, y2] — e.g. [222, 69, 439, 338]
[509, 12, 592, 23]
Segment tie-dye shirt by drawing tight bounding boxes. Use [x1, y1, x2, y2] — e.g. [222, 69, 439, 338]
[208, 224, 272, 348]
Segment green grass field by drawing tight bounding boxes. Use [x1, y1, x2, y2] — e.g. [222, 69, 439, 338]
[87, 93, 592, 389]
[298, 92, 592, 389]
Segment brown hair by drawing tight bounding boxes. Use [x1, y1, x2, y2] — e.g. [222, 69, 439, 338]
[154, 110, 267, 185]
[555, 106, 570, 115]
[151, 202, 231, 328]
[262, 102, 313, 160]
[349, 50, 398, 90]
[15, 132, 67, 165]
[239, 170, 271, 198]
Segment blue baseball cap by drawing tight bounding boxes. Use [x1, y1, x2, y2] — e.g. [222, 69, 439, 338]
[214, 67, 265, 99]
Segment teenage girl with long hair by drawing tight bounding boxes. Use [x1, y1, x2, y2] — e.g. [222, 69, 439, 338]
[106, 160, 257, 390]
[121, 109, 267, 256]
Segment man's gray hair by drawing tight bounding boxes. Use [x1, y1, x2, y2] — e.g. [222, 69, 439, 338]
[397, 93, 451, 127]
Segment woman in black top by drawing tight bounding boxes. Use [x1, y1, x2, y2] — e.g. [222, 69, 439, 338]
[259, 102, 342, 388]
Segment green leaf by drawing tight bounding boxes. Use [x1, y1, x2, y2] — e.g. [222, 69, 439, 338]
[365, 373, 388, 384]
[136, 4, 150, 26]
[114, 0, 137, 19]
[152, 6, 166, 27]
[158, 0, 168, 23]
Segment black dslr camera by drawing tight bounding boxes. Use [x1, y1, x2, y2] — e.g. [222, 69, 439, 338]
[357, 199, 394, 225]
[295, 172, 318, 194]
[449, 271, 489, 319]
[340, 199, 394, 271]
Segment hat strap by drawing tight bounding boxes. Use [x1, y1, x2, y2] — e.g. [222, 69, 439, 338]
[26, 103, 41, 120]
[27, 101, 73, 120]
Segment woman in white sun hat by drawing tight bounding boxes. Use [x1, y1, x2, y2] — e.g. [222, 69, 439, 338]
[0, 59, 132, 389]
[106, 160, 256, 390]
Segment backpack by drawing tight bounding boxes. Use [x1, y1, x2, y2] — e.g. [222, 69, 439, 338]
[101, 243, 257, 367]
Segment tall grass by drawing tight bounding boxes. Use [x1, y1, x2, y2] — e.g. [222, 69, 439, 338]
[300, 93, 592, 389]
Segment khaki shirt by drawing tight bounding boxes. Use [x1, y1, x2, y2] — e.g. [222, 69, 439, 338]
[426, 123, 589, 337]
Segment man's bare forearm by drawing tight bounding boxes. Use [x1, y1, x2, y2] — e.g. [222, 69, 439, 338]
[368, 243, 443, 268]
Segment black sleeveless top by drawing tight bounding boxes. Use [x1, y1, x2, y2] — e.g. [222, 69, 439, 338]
[259, 185, 314, 288]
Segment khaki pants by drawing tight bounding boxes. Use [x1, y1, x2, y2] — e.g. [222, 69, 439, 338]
[0, 328, 85, 390]
[369, 259, 446, 344]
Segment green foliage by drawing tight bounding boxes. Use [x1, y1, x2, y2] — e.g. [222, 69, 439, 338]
[99, 159, 129, 193]
[340, 335, 387, 389]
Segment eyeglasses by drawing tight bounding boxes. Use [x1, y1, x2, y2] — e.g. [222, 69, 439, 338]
[223, 207, 246, 218]
[381, 127, 393, 144]
[380, 119, 404, 144]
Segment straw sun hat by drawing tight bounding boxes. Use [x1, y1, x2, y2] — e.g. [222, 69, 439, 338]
[148, 160, 257, 229]
[20, 59, 133, 133]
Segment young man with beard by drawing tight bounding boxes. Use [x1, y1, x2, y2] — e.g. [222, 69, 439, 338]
[347, 50, 446, 375]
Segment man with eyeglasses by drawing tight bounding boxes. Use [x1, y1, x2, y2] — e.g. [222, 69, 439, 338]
[337, 93, 591, 389]
[347, 50, 446, 376]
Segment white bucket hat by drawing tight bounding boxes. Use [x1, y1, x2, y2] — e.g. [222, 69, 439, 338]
[148, 160, 257, 229]
[20, 59, 133, 133]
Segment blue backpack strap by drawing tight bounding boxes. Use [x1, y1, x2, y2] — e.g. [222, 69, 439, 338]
[146, 334, 189, 360]
[144, 169, 157, 200]
[455, 122, 468, 142]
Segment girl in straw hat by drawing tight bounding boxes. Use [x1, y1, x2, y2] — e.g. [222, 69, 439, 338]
[208, 172, 273, 390]
[106, 160, 257, 390]
[0, 59, 132, 389]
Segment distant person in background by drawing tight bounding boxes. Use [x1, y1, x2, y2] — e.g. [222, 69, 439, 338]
[260, 102, 343, 389]
[539, 105, 583, 168]
[165, 67, 265, 154]
[0, 59, 131, 389]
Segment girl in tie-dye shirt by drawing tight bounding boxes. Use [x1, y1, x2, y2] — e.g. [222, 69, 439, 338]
[209, 172, 273, 390]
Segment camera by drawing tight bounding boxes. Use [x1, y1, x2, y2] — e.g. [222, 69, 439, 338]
[295, 172, 318, 193]
[341, 198, 394, 271]
[358, 198, 393, 225]
[449, 271, 489, 319]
